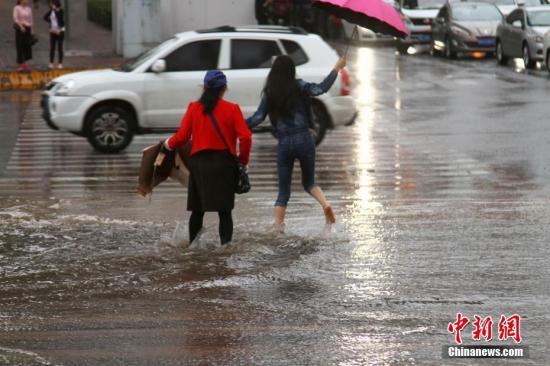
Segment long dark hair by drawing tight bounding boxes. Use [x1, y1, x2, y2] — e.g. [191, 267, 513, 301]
[264, 55, 300, 121]
[199, 87, 224, 114]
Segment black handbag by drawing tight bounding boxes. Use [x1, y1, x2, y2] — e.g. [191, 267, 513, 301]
[207, 112, 251, 194]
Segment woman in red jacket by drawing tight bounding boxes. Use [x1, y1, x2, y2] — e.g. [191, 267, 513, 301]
[159, 70, 252, 245]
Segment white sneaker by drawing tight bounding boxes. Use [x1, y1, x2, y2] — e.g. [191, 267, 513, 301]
[57, 64, 63, 69]
[48, 63, 54, 69]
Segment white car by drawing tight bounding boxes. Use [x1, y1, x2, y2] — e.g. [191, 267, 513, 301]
[41, 26, 357, 153]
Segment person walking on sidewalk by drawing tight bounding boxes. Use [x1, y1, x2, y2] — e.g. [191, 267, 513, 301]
[157, 70, 252, 245]
[247, 55, 346, 227]
[44, 0, 65, 69]
[13, 0, 34, 71]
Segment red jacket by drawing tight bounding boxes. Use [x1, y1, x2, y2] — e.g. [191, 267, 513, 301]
[167, 100, 252, 166]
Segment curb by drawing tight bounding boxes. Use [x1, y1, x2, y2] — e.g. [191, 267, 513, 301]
[0, 69, 86, 91]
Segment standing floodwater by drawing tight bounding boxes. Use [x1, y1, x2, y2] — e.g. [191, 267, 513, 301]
[1, 47, 549, 365]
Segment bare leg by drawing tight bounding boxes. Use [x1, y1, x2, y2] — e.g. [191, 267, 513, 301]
[309, 186, 335, 224]
[274, 206, 286, 226]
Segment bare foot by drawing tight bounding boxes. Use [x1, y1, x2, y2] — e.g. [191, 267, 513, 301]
[324, 205, 336, 224]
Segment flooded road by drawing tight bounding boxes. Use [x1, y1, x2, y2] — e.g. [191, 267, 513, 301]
[1, 47, 549, 365]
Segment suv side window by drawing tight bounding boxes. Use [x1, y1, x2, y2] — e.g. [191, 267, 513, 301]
[281, 40, 308, 66]
[231, 39, 282, 69]
[164, 40, 221, 72]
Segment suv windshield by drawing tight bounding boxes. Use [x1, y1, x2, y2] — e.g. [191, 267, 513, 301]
[452, 4, 502, 21]
[117, 37, 179, 72]
[527, 10, 550, 26]
[402, 0, 446, 10]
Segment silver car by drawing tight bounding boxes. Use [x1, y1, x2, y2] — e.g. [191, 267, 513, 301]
[496, 6, 550, 68]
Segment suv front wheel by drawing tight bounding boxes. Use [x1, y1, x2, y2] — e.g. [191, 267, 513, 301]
[85, 105, 135, 153]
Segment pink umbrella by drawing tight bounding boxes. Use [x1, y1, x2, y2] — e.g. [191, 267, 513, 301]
[313, 0, 409, 39]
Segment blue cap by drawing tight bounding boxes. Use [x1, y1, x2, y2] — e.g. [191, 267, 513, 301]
[204, 70, 227, 89]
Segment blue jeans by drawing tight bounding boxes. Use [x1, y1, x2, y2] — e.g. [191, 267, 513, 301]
[275, 130, 318, 207]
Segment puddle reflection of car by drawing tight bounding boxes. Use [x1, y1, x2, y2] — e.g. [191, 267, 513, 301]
[41, 26, 356, 153]
[431, 1, 503, 58]
[396, 0, 447, 54]
[497, 6, 550, 68]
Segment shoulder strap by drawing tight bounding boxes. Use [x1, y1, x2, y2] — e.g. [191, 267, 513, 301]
[207, 112, 231, 151]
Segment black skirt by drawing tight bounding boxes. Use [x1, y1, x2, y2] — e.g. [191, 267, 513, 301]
[187, 150, 236, 212]
[15, 27, 32, 64]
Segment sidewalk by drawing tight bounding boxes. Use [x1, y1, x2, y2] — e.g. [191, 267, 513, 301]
[0, 0, 125, 89]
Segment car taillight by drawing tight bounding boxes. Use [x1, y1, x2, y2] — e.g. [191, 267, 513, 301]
[340, 67, 351, 96]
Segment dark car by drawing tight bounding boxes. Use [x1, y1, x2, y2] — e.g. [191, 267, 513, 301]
[431, 1, 504, 58]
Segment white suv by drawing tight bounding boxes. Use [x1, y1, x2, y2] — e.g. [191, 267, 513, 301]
[42, 25, 357, 153]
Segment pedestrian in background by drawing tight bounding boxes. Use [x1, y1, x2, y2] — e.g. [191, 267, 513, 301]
[291, 0, 310, 27]
[264, 0, 292, 25]
[44, 0, 65, 69]
[247, 55, 346, 227]
[255, 0, 269, 25]
[157, 70, 252, 246]
[13, 0, 34, 71]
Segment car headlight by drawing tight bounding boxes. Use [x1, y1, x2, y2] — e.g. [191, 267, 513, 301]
[451, 25, 472, 39]
[535, 35, 543, 43]
[55, 80, 76, 96]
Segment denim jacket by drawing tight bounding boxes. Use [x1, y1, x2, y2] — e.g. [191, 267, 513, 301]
[246, 69, 338, 136]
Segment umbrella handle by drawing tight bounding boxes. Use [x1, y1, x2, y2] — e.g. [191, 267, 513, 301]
[344, 25, 358, 58]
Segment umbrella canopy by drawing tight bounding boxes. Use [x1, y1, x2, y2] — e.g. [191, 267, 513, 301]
[313, 0, 409, 39]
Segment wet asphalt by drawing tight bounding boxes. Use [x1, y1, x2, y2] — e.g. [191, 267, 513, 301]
[0, 46, 549, 365]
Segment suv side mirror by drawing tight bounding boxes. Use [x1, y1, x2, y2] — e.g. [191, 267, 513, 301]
[151, 59, 166, 73]
[512, 20, 523, 28]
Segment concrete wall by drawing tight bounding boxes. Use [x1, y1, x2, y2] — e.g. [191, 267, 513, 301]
[114, 0, 255, 58]
[114, 0, 163, 57]
[160, 0, 255, 39]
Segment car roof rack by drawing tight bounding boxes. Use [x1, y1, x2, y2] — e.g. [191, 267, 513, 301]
[196, 25, 308, 35]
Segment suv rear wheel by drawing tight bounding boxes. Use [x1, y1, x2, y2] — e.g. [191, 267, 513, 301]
[85, 105, 135, 153]
[270, 101, 330, 145]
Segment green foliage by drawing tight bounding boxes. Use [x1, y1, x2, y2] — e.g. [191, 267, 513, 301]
[87, 0, 112, 30]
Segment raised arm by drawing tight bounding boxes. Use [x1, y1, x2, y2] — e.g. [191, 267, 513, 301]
[301, 57, 347, 97]
[246, 95, 268, 129]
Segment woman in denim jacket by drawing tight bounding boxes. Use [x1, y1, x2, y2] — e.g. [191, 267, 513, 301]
[247, 55, 346, 227]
